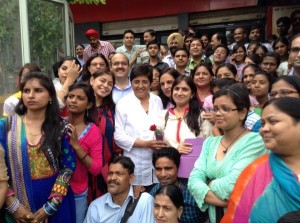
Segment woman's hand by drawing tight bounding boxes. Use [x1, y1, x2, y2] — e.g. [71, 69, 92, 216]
[12, 203, 34, 223]
[177, 142, 192, 154]
[202, 111, 215, 124]
[66, 60, 81, 83]
[146, 140, 168, 150]
[67, 124, 80, 150]
[31, 207, 49, 223]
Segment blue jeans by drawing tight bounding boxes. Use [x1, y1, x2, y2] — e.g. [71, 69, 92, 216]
[75, 189, 88, 223]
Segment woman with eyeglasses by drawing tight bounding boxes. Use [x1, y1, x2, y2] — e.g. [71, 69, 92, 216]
[81, 53, 109, 82]
[188, 83, 266, 223]
[270, 76, 300, 99]
[222, 97, 300, 222]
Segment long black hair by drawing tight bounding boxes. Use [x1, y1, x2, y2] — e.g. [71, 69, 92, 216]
[15, 72, 64, 160]
[171, 75, 202, 136]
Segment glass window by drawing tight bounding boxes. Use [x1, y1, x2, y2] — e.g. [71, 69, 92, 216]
[28, 0, 66, 74]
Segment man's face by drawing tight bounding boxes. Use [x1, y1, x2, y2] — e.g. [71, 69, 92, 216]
[292, 12, 300, 33]
[189, 39, 203, 57]
[123, 32, 135, 48]
[154, 157, 178, 185]
[213, 46, 227, 64]
[144, 32, 155, 44]
[289, 36, 300, 69]
[174, 50, 189, 68]
[277, 22, 289, 37]
[88, 37, 99, 49]
[107, 163, 134, 196]
[234, 28, 245, 43]
[147, 44, 160, 58]
[249, 28, 261, 41]
[110, 53, 130, 78]
[210, 34, 220, 50]
[169, 38, 180, 55]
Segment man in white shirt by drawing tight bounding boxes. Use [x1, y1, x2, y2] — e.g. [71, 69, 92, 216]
[84, 156, 155, 223]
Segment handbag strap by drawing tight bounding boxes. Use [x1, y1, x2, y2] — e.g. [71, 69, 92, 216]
[120, 193, 142, 223]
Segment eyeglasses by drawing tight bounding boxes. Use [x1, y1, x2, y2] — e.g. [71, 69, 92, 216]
[210, 107, 239, 114]
[269, 89, 298, 98]
[290, 47, 300, 54]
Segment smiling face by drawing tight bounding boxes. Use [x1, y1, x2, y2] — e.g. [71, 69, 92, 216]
[90, 73, 113, 100]
[289, 36, 300, 70]
[160, 73, 175, 98]
[234, 28, 245, 43]
[270, 79, 300, 99]
[154, 194, 182, 223]
[131, 75, 151, 100]
[154, 157, 178, 186]
[110, 54, 130, 79]
[213, 46, 227, 64]
[260, 104, 300, 154]
[123, 32, 134, 48]
[22, 78, 51, 112]
[193, 65, 213, 88]
[234, 46, 246, 63]
[189, 39, 203, 58]
[172, 80, 192, 107]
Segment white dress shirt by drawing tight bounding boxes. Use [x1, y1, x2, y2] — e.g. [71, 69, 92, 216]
[114, 92, 163, 185]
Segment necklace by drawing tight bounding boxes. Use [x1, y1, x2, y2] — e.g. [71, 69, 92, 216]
[220, 128, 247, 154]
[24, 116, 42, 136]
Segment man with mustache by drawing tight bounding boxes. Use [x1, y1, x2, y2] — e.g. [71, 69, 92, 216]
[83, 29, 115, 63]
[150, 147, 208, 223]
[84, 156, 155, 223]
[110, 53, 133, 103]
[163, 32, 184, 68]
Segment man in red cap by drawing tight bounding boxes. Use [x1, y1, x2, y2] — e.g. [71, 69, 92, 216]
[83, 28, 115, 63]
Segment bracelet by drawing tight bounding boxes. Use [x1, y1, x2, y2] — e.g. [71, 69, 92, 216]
[81, 153, 88, 161]
[6, 198, 20, 214]
[43, 199, 60, 216]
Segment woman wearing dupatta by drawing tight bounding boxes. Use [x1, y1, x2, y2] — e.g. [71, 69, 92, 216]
[0, 72, 76, 223]
[188, 83, 266, 223]
[88, 69, 122, 201]
[222, 97, 300, 223]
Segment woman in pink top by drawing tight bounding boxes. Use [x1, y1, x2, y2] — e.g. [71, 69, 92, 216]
[66, 82, 103, 223]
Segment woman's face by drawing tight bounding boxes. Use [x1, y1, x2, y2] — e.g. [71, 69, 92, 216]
[172, 80, 192, 107]
[260, 104, 300, 154]
[255, 47, 266, 58]
[251, 74, 270, 98]
[90, 73, 113, 99]
[22, 78, 51, 112]
[213, 95, 246, 131]
[261, 56, 278, 74]
[275, 41, 288, 58]
[234, 47, 246, 63]
[75, 45, 84, 57]
[67, 88, 90, 114]
[58, 60, 73, 85]
[247, 44, 258, 55]
[131, 75, 151, 100]
[160, 73, 175, 98]
[243, 67, 255, 89]
[193, 66, 213, 88]
[151, 69, 160, 91]
[270, 79, 300, 99]
[154, 194, 182, 223]
[216, 67, 235, 79]
[244, 57, 255, 65]
[88, 57, 107, 75]
[201, 36, 209, 48]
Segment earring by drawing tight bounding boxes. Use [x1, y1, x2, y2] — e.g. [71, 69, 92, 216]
[49, 100, 52, 104]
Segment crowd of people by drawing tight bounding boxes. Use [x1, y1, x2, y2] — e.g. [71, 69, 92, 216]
[0, 15, 300, 222]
